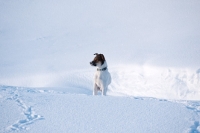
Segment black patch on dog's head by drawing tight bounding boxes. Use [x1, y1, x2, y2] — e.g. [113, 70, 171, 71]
[90, 53, 105, 66]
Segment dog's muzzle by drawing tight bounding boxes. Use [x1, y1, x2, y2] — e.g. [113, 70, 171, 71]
[90, 61, 96, 66]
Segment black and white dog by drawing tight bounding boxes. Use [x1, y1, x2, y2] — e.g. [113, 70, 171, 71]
[90, 53, 111, 95]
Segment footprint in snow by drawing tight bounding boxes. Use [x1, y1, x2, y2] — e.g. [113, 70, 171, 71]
[4, 87, 44, 131]
[188, 121, 200, 133]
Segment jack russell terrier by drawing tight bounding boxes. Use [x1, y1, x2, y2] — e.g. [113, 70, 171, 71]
[90, 53, 111, 95]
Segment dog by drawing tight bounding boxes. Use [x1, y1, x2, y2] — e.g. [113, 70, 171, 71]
[90, 53, 111, 95]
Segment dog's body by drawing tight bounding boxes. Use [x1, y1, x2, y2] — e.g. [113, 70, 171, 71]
[90, 53, 111, 95]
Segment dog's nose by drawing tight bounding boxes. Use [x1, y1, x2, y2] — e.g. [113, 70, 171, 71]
[90, 61, 96, 66]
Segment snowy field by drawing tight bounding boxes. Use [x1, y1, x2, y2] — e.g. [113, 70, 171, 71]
[0, 85, 200, 133]
[1, 0, 200, 133]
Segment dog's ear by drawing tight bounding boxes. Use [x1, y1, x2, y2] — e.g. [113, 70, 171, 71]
[100, 54, 105, 61]
[94, 53, 98, 55]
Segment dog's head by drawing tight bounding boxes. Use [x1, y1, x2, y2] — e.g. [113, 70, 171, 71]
[90, 53, 105, 67]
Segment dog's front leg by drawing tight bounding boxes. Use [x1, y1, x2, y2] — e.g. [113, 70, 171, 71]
[102, 88, 106, 96]
[102, 87, 107, 96]
[101, 83, 107, 96]
[93, 83, 98, 95]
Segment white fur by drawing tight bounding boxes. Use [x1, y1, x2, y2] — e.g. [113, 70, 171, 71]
[93, 61, 111, 95]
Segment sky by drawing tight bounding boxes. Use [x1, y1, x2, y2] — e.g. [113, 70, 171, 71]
[0, 0, 200, 86]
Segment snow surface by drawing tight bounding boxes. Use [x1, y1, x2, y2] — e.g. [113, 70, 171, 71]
[1, 0, 200, 132]
[0, 86, 200, 133]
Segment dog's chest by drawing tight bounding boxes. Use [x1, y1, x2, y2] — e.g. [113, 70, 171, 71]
[95, 71, 103, 79]
[94, 71, 107, 83]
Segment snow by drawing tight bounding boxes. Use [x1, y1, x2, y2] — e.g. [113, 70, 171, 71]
[1, 0, 200, 132]
[0, 86, 200, 133]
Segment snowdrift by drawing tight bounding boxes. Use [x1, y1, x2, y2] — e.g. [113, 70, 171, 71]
[1, 65, 200, 100]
